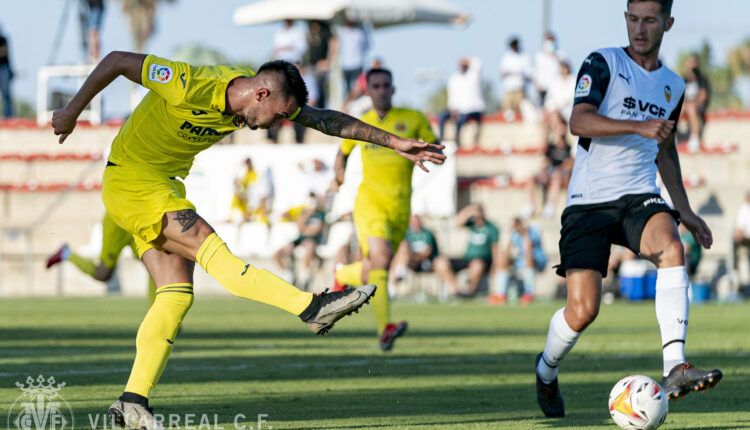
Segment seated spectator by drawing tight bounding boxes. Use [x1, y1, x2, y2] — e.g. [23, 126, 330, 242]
[489, 217, 547, 305]
[391, 214, 439, 282]
[682, 54, 710, 153]
[434, 204, 499, 298]
[679, 224, 702, 279]
[274, 193, 327, 290]
[228, 158, 272, 224]
[438, 57, 485, 147]
[526, 118, 572, 219]
[733, 191, 750, 272]
[542, 60, 576, 123]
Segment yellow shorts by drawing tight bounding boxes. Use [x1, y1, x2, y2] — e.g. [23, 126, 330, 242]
[353, 191, 409, 257]
[102, 165, 195, 258]
[100, 212, 136, 268]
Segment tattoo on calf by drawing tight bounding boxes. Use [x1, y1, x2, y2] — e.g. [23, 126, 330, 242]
[174, 210, 199, 233]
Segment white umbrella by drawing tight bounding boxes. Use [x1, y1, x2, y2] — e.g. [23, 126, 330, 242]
[233, 0, 469, 28]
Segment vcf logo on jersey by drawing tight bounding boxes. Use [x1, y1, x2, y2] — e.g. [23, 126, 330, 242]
[622, 96, 667, 119]
[664, 85, 672, 103]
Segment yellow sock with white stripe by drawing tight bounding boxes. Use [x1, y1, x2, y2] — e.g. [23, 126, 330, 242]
[124, 283, 193, 397]
[196, 233, 312, 315]
[367, 269, 390, 334]
[335, 261, 364, 286]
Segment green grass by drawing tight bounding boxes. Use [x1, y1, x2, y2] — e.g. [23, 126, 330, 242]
[0, 297, 748, 429]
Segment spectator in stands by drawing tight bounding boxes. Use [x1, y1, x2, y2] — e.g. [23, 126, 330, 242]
[679, 224, 702, 279]
[391, 214, 440, 282]
[228, 157, 273, 224]
[291, 62, 319, 143]
[733, 191, 750, 272]
[273, 19, 307, 64]
[78, 0, 105, 63]
[539, 119, 572, 219]
[499, 36, 532, 117]
[534, 32, 565, 105]
[434, 204, 499, 298]
[337, 19, 370, 94]
[490, 217, 547, 305]
[0, 25, 14, 118]
[274, 193, 327, 290]
[306, 20, 334, 108]
[438, 57, 485, 148]
[543, 61, 576, 124]
[683, 54, 711, 153]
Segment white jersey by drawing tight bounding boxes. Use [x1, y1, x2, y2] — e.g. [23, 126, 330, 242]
[566, 47, 685, 207]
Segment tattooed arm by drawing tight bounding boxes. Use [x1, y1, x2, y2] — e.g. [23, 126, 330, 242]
[294, 105, 446, 172]
[657, 133, 712, 248]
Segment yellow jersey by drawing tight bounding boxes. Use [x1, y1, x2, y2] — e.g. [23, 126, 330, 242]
[108, 55, 255, 178]
[341, 107, 437, 204]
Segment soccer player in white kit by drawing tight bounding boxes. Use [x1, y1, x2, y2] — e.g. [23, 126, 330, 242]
[535, 0, 722, 418]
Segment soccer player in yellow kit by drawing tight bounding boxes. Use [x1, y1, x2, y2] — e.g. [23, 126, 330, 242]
[333, 68, 439, 351]
[51, 51, 445, 430]
[46, 212, 158, 303]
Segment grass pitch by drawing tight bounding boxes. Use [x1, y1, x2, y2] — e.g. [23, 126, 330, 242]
[0, 297, 748, 429]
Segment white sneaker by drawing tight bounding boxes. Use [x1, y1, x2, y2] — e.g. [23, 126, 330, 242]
[108, 399, 161, 430]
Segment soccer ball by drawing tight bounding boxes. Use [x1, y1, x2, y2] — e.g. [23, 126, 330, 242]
[608, 375, 668, 430]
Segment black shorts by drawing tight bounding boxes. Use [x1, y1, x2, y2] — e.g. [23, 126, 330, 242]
[450, 257, 492, 274]
[556, 193, 680, 277]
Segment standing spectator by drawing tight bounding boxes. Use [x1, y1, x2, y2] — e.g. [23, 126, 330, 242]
[228, 158, 273, 224]
[0, 25, 13, 118]
[499, 36, 532, 116]
[683, 54, 710, 153]
[733, 191, 750, 272]
[438, 57, 485, 148]
[392, 214, 440, 281]
[78, 0, 105, 63]
[292, 63, 319, 143]
[273, 19, 307, 64]
[543, 61, 576, 123]
[490, 217, 548, 305]
[534, 32, 565, 105]
[306, 20, 334, 108]
[434, 204, 499, 298]
[343, 57, 383, 117]
[337, 19, 369, 94]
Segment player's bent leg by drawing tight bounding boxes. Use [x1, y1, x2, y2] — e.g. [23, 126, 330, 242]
[367, 237, 408, 352]
[640, 212, 722, 399]
[159, 209, 375, 335]
[535, 269, 599, 418]
[111, 250, 194, 430]
[93, 264, 115, 282]
[465, 259, 486, 296]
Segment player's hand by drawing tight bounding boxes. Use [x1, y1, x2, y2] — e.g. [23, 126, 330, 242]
[51, 107, 78, 144]
[391, 137, 447, 172]
[681, 210, 713, 249]
[636, 119, 674, 144]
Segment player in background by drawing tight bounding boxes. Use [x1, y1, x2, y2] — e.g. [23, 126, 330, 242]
[534, 0, 722, 418]
[333, 68, 440, 351]
[51, 51, 445, 430]
[46, 212, 157, 303]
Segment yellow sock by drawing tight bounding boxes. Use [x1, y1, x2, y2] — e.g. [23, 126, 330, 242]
[196, 233, 312, 315]
[336, 261, 364, 286]
[124, 283, 193, 398]
[68, 252, 97, 277]
[368, 269, 390, 334]
[147, 278, 156, 306]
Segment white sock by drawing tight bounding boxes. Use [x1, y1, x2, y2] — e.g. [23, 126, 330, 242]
[494, 271, 510, 295]
[655, 266, 689, 377]
[537, 308, 580, 384]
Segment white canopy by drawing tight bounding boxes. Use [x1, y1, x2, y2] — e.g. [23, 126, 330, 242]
[233, 0, 469, 28]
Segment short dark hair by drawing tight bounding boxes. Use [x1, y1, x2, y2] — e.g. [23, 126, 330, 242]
[365, 68, 393, 84]
[257, 60, 309, 107]
[627, 0, 673, 16]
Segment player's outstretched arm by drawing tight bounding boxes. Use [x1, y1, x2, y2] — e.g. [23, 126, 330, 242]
[52, 51, 146, 144]
[657, 133, 713, 249]
[294, 105, 446, 172]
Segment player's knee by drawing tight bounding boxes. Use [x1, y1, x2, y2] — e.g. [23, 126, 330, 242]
[661, 240, 685, 267]
[567, 301, 599, 331]
[93, 266, 114, 282]
[369, 251, 391, 270]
